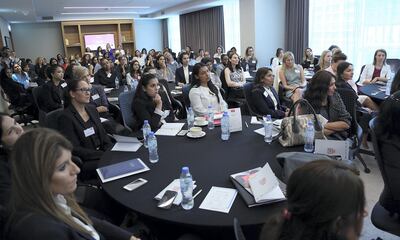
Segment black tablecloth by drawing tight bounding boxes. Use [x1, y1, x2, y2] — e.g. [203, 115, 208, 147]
[99, 116, 301, 229]
[359, 83, 388, 102]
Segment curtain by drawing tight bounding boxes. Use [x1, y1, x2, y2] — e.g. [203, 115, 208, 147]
[161, 19, 169, 49]
[285, 0, 309, 63]
[180, 6, 225, 54]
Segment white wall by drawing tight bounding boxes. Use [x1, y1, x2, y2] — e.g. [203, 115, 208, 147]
[0, 17, 11, 48]
[12, 22, 64, 60]
[134, 19, 163, 51]
[254, 0, 286, 67]
[239, 0, 255, 57]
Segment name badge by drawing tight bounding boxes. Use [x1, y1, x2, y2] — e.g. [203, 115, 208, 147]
[92, 94, 100, 100]
[252, 60, 256, 64]
[61, 82, 67, 88]
[189, 72, 192, 75]
[83, 127, 95, 137]
[107, 73, 112, 78]
[295, 69, 300, 74]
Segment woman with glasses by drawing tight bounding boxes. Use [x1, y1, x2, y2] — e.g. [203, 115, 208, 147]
[251, 67, 287, 118]
[58, 76, 112, 178]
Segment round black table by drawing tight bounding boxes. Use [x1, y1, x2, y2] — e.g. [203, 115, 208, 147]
[359, 83, 388, 103]
[99, 116, 300, 235]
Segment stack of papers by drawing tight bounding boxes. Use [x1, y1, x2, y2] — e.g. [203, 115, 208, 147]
[111, 135, 142, 152]
[155, 179, 197, 205]
[199, 187, 237, 213]
[155, 123, 185, 136]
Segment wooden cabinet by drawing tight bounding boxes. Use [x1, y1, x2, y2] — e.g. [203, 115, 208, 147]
[61, 19, 135, 58]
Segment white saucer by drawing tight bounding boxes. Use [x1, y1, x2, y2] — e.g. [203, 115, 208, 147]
[194, 121, 208, 127]
[187, 131, 206, 138]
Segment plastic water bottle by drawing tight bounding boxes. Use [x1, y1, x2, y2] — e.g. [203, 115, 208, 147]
[187, 107, 194, 129]
[180, 167, 194, 210]
[221, 111, 230, 140]
[386, 71, 394, 95]
[147, 132, 159, 163]
[115, 76, 119, 89]
[304, 120, 314, 153]
[207, 105, 215, 130]
[263, 115, 273, 144]
[142, 120, 151, 148]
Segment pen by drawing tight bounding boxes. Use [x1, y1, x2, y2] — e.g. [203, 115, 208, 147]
[193, 189, 202, 199]
[245, 121, 249, 128]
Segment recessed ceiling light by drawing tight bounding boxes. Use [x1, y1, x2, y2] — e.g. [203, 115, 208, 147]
[61, 12, 138, 15]
[64, 6, 150, 9]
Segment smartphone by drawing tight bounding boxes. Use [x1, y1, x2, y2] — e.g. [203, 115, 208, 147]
[157, 190, 178, 209]
[177, 130, 188, 136]
[123, 178, 147, 191]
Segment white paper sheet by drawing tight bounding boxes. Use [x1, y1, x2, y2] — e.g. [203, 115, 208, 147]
[104, 88, 113, 93]
[155, 179, 197, 205]
[100, 117, 108, 123]
[248, 163, 284, 203]
[228, 108, 242, 132]
[254, 127, 280, 138]
[314, 139, 350, 160]
[107, 97, 118, 102]
[111, 135, 142, 152]
[155, 123, 185, 136]
[199, 187, 237, 213]
[250, 116, 263, 124]
[112, 135, 141, 143]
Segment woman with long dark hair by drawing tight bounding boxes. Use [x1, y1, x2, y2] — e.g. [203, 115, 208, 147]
[303, 70, 350, 137]
[260, 160, 366, 240]
[189, 63, 226, 116]
[224, 52, 245, 98]
[126, 60, 142, 90]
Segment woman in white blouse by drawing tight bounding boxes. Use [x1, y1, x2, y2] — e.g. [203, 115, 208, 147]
[189, 63, 227, 117]
[359, 49, 392, 85]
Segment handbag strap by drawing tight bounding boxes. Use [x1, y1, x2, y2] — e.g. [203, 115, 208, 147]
[288, 99, 322, 133]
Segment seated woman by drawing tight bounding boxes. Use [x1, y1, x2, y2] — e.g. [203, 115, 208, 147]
[314, 50, 332, 72]
[224, 52, 245, 98]
[359, 49, 392, 85]
[336, 62, 379, 111]
[188, 63, 226, 117]
[144, 54, 155, 69]
[58, 76, 113, 168]
[301, 47, 319, 69]
[304, 71, 351, 137]
[11, 63, 29, 89]
[271, 48, 283, 69]
[251, 67, 287, 119]
[241, 46, 258, 72]
[5, 128, 140, 240]
[132, 74, 175, 131]
[279, 51, 305, 103]
[374, 90, 400, 215]
[201, 57, 222, 89]
[0, 113, 24, 205]
[260, 160, 366, 240]
[213, 45, 224, 63]
[155, 54, 174, 83]
[0, 68, 29, 107]
[126, 60, 142, 90]
[38, 64, 66, 113]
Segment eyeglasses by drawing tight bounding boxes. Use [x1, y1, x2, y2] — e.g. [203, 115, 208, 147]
[77, 88, 92, 93]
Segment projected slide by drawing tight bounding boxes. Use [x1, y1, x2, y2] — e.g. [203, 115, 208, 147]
[84, 34, 115, 50]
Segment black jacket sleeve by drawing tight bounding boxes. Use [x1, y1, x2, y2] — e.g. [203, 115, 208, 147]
[132, 97, 161, 131]
[251, 88, 285, 119]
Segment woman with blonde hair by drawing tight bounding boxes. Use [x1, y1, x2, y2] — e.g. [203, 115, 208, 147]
[279, 51, 305, 102]
[314, 50, 332, 72]
[6, 128, 140, 240]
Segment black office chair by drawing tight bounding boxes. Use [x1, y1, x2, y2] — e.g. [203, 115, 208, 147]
[233, 218, 246, 240]
[270, 57, 274, 66]
[355, 65, 366, 86]
[44, 108, 64, 130]
[278, 82, 293, 108]
[219, 69, 245, 109]
[0, 204, 6, 240]
[386, 58, 400, 75]
[369, 118, 400, 236]
[182, 84, 191, 107]
[242, 82, 263, 117]
[336, 88, 371, 173]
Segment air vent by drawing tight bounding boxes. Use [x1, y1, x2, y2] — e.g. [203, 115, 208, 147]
[160, 11, 165, 15]
[42, 16, 54, 20]
[139, 14, 149, 18]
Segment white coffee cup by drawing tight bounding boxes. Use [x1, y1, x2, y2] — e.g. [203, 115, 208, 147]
[189, 127, 202, 136]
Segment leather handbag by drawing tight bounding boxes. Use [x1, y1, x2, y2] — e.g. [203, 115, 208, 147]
[279, 99, 327, 147]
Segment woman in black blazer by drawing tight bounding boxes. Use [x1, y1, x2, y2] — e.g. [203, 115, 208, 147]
[38, 64, 67, 113]
[132, 73, 175, 131]
[250, 67, 287, 119]
[6, 128, 139, 240]
[58, 77, 112, 165]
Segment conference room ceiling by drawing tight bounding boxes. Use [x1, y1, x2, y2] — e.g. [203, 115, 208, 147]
[0, 0, 222, 23]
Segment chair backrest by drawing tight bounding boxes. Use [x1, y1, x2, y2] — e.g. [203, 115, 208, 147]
[44, 108, 64, 130]
[118, 90, 136, 130]
[219, 68, 229, 99]
[386, 58, 400, 75]
[31, 86, 46, 126]
[272, 65, 282, 92]
[336, 88, 358, 135]
[182, 84, 191, 107]
[233, 218, 246, 240]
[243, 82, 262, 117]
[356, 65, 366, 84]
[270, 57, 274, 65]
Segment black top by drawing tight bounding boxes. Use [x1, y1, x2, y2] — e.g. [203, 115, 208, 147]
[241, 58, 257, 72]
[0, 149, 10, 206]
[0, 75, 26, 106]
[7, 211, 132, 240]
[37, 80, 66, 113]
[250, 85, 286, 119]
[93, 69, 119, 88]
[301, 57, 319, 69]
[58, 105, 113, 162]
[175, 65, 193, 85]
